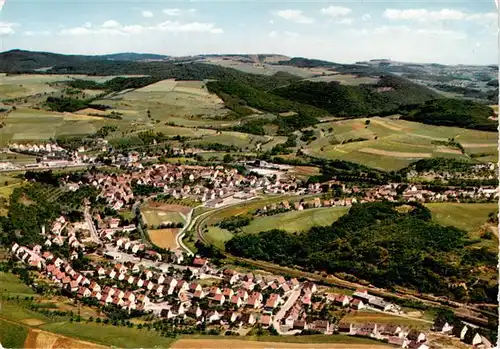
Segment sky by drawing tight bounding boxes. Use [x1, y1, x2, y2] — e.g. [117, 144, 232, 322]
[0, 0, 498, 65]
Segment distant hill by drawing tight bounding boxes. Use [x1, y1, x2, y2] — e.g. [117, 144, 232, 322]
[99, 52, 169, 61]
[0, 50, 170, 71]
[0, 49, 96, 72]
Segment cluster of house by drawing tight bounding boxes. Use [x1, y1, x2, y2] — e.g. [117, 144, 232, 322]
[95, 216, 137, 242]
[339, 322, 430, 349]
[11, 243, 161, 312]
[431, 318, 493, 349]
[62, 164, 303, 211]
[10, 238, 494, 348]
[41, 217, 85, 260]
[8, 142, 66, 154]
[364, 184, 498, 203]
[257, 196, 357, 216]
[405, 163, 497, 181]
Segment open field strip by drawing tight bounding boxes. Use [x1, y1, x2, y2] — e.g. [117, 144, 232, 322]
[172, 336, 393, 348]
[343, 310, 431, 331]
[359, 148, 432, 158]
[426, 203, 497, 233]
[136, 78, 177, 92]
[308, 74, 380, 85]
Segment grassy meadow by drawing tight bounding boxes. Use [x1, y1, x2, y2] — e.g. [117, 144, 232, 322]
[426, 203, 498, 252]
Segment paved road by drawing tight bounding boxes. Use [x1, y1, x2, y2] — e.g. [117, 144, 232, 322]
[272, 289, 301, 335]
[175, 207, 197, 256]
[84, 205, 100, 244]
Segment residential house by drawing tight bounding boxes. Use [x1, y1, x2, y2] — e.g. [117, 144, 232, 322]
[240, 313, 256, 326]
[452, 323, 469, 340]
[259, 315, 272, 328]
[205, 310, 221, 324]
[186, 306, 203, 320]
[230, 296, 243, 308]
[334, 294, 350, 307]
[369, 297, 393, 311]
[432, 318, 453, 334]
[246, 292, 263, 309]
[210, 294, 226, 306]
[463, 330, 482, 346]
[310, 320, 330, 334]
[351, 299, 364, 310]
[407, 329, 426, 343]
[338, 322, 354, 334]
[264, 293, 281, 312]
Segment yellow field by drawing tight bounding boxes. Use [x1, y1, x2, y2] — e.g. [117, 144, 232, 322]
[148, 228, 179, 249]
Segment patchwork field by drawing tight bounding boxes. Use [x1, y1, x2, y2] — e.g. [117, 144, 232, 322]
[24, 328, 108, 349]
[0, 107, 122, 146]
[305, 117, 497, 170]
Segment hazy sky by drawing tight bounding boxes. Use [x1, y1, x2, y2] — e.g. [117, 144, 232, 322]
[0, 0, 498, 65]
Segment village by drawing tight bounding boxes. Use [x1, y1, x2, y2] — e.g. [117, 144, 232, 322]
[2, 154, 497, 349]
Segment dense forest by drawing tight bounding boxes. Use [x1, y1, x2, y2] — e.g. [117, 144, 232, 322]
[399, 99, 496, 131]
[67, 76, 163, 92]
[225, 202, 497, 303]
[206, 80, 327, 118]
[399, 158, 481, 175]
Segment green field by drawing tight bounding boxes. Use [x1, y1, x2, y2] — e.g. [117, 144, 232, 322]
[243, 207, 350, 234]
[0, 319, 29, 349]
[205, 203, 346, 249]
[426, 203, 497, 233]
[426, 203, 498, 253]
[41, 322, 174, 348]
[305, 117, 497, 170]
[0, 272, 37, 296]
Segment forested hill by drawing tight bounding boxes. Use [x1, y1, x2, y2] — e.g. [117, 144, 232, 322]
[225, 202, 498, 304]
[399, 99, 496, 132]
[272, 75, 439, 117]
